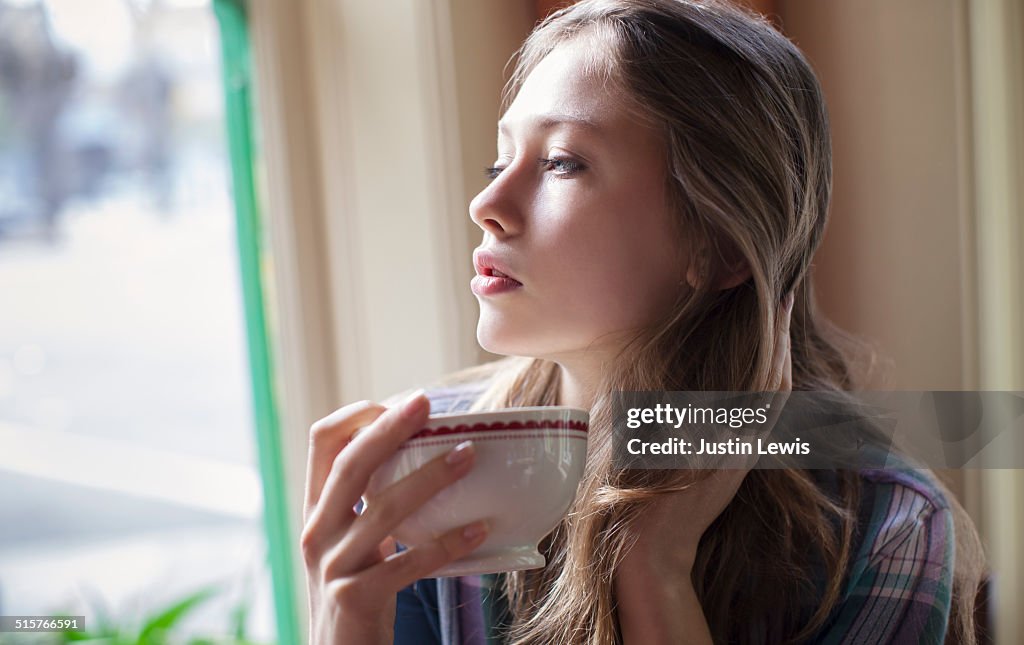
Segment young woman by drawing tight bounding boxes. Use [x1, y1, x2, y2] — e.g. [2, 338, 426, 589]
[301, 0, 985, 643]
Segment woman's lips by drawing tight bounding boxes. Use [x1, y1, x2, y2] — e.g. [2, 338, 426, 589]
[470, 274, 523, 296]
[472, 249, 521, 284]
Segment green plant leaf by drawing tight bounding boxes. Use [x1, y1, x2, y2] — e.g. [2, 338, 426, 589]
[58, 629, 92, 642]
[46, 613, 92, 641]
[228, 600, 248, 641]
[136, 587, 219, 642]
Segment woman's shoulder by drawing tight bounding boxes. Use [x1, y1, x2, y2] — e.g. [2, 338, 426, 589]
[808, 464, 955, 642]
[857, 464, 951, 511]
[852, 464, 954, 562]
[810, 463, 954, 581]
[812, 456, 954, 546]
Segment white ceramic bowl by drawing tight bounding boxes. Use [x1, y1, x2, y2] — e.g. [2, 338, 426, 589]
[364, 406, 589, 577]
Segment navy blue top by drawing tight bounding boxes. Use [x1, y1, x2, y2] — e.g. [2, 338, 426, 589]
[395, 579, 442, 645]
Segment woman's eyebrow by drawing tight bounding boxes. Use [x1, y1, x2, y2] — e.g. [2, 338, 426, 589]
[498, 113, 605, 137]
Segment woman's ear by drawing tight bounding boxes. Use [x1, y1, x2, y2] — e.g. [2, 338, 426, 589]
[715, 262, 752, 290]
[685, 256, 705, 290]
[685, 242, 751, 291]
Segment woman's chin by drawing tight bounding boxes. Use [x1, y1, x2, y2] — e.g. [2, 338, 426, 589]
[476, 323, 537, 358]
[476, 329, 515, 356]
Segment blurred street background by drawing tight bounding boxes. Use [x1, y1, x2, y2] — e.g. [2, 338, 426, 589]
[0, 0, 273, 639]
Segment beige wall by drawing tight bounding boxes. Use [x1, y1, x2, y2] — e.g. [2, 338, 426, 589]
[777, 0, 974, 532]
[780, 0, 976, 391]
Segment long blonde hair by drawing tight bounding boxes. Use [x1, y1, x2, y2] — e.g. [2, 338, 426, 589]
[443, 1, 985, 642]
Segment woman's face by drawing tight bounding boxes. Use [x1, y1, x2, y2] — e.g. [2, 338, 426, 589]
[470, 41, 688, 362]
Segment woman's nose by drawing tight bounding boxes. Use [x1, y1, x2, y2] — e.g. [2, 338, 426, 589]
[469, 170, 524, 239]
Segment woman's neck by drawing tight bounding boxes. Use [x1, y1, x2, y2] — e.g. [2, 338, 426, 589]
[556, 360, 605, 410]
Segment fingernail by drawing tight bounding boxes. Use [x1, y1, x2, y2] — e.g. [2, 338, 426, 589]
[446, 440, 475, 466]
[401, 389, 427, 418]
[463, 520, 488, 541]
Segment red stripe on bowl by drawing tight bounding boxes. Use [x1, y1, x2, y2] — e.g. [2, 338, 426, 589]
[410, 419, 588, 440]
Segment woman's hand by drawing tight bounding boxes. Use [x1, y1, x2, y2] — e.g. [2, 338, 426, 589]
[301, 391, 489, 645]
[615, 292, 795, 644]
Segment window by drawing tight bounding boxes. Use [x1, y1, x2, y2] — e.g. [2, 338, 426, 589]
[0, 0, 279, 640]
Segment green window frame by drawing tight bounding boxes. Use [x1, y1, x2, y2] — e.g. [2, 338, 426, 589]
[213, 2, 300, 644]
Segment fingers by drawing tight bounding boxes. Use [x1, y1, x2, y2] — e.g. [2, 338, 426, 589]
[371, 520, 489, 590]
[705, 293, 795, 471]
[305, 400, 388, 517]
[322, 520, 489, 615]
[326, 441, 477, 576]
[769, 292, 794, 393]
[782, 291, 793, 389]
[749, 292, 793, 456]
[304, 393, 432, 552]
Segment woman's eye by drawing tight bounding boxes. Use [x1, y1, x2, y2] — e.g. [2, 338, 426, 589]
[539, 157, 585, 176]
[483, 157, 585, 181]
